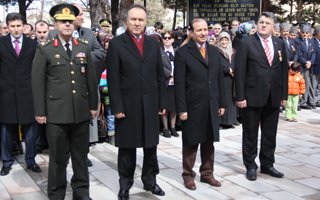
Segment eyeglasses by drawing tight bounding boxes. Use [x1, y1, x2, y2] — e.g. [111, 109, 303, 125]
[163, 36, 172, 40]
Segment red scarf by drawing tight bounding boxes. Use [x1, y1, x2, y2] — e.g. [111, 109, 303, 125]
[128, 31, 144, 56]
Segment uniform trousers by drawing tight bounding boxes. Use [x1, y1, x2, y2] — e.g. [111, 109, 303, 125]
[46, 121, 90, 200]
[118, 146, 159, 190]
[242, 97, 279, 170]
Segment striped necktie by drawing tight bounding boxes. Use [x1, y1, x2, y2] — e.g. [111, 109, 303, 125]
[263, 39, 272, 66]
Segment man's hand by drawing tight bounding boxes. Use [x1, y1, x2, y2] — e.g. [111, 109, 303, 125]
[179, 112, 188, 121]
[115, 112, 125, 119]
[218, 108, 225, 116]
[305, 61, 311, 69]
[281, 100, 287, 108]
[158, 109, 166, 115]
[35, 116, 47, 124]
[236, 100, 247, 108]
[90, 110, 98, 119]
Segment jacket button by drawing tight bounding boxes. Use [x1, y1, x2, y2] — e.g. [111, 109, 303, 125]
[71, 71, 74, 74]
[70, 62, 73, 65]
[72, 80, 75, 84]
[72, 90, 76, 94]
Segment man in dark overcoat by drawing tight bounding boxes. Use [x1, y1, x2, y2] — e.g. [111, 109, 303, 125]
[0, 12, 40, 176]
[106, 4, 166, 200]
[31, 3, 98, 200]
[174, 18, 226, 190]
[235, 12, 288, 181]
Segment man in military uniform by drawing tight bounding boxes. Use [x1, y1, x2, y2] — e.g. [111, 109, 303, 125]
[31, 3, 98, 200]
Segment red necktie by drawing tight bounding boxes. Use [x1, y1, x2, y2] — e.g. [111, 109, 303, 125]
[263, 39, 272, 66]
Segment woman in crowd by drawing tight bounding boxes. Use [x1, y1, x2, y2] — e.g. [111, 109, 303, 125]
[160, 30, 179, 137]
[217, 32, 237, 129]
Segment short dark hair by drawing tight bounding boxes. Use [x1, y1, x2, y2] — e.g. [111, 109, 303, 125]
[25, 23, 34, 30]
[6, 12, 26, 25]
[189, 18, 207, 31]
[154, 21, 163, 29]
[35, 20, 49, 29]
[125, 4, 147, 20]
[259, 12, 276, 23]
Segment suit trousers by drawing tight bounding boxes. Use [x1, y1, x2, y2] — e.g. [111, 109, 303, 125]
[46, 121, 90, 200]
[1, 123, 36, 167]
[242, 97, 279, 170]
[182, 139, 214, 182]
[118, 146, 159, 190]
[301, 69, 316, 106]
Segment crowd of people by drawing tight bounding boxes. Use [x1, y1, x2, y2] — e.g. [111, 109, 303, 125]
[0, 2, 319, 200]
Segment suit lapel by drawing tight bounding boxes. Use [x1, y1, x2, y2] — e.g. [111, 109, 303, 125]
[18, 35, 29, 58]
[142, 36, 152, 61]
[271, 37, 279, 67]
[123, 32, 142, 60]
[188, 40, 207, 66]
[71, 39, 80, 60]
[4, 35, 18, 57]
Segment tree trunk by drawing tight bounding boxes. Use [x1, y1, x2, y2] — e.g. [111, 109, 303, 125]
[119, 0, 134, 27]
[39, 0, 44, 20]
[19, 0, 27, 20]
[89, 0, 107, 28]
[296, 0, 303, 23]
[172, 0, 178, 30]
[289, 0, 293, 23]
[111, 0, 120, 35]
[262, 0, 271, 12]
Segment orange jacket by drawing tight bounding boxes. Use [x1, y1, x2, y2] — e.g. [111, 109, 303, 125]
[288, 71, 305, 95]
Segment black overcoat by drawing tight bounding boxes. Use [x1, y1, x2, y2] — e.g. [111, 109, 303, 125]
[174, 40, 227, 145]
[0, 34, 36, 124]
[106, 32, 166, 148]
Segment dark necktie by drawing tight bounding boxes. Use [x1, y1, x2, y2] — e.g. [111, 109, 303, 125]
[166, 51, 174, 61]
[65, 42, 72, 58]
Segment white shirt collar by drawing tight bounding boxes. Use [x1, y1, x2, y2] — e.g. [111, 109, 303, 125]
[10, 34, 23, 45]
[196, 42, 206, 49]
[258, 34, 272, 43]
[58, 36, 72, 50]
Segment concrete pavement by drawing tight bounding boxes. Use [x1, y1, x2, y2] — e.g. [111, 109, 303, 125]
[0, 108, 319, 200]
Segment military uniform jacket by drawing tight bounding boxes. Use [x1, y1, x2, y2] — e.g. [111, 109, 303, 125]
[0, 34, 36, 124]
[32, 37, 98, 124]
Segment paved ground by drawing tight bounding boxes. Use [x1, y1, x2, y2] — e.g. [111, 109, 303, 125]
[0, 108, 320, 200]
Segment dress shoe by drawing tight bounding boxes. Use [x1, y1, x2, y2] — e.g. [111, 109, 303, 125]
[316, 102, 320, 107]
[300, 105, 311, 109]
[144, 184, 165, 196]
[87, 158, 93, 167]
[161, 129, 171, 138]
[118, 189, 129, 200]
[246, 168, 257, 181]
[310, 105, 316, 109]
[184, 180, 196, 190]
[1, 166, 12, 176]
[27, 164, 42, 173]
[170, 128, 179, 137]
[261, 166, 284, 178]
[200, 176, 222, 187]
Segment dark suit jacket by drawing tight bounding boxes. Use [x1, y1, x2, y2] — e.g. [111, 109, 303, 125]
[0, 34, 36, 124]
[235, 34, 288, 107]
[312, 38, 320, 75]
[296, 37, 316, 66]
[48, 27, 106, 80]
[174, 40, 226, 144]
[160, 48, 175, 87]
[106, 32, 166, 148]
[279, 36, 298, 62]
[32, 37, 98, 124]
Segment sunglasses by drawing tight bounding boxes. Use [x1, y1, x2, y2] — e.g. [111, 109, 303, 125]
[60, 20, 73, 24]
[163, 36, 172, 40]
